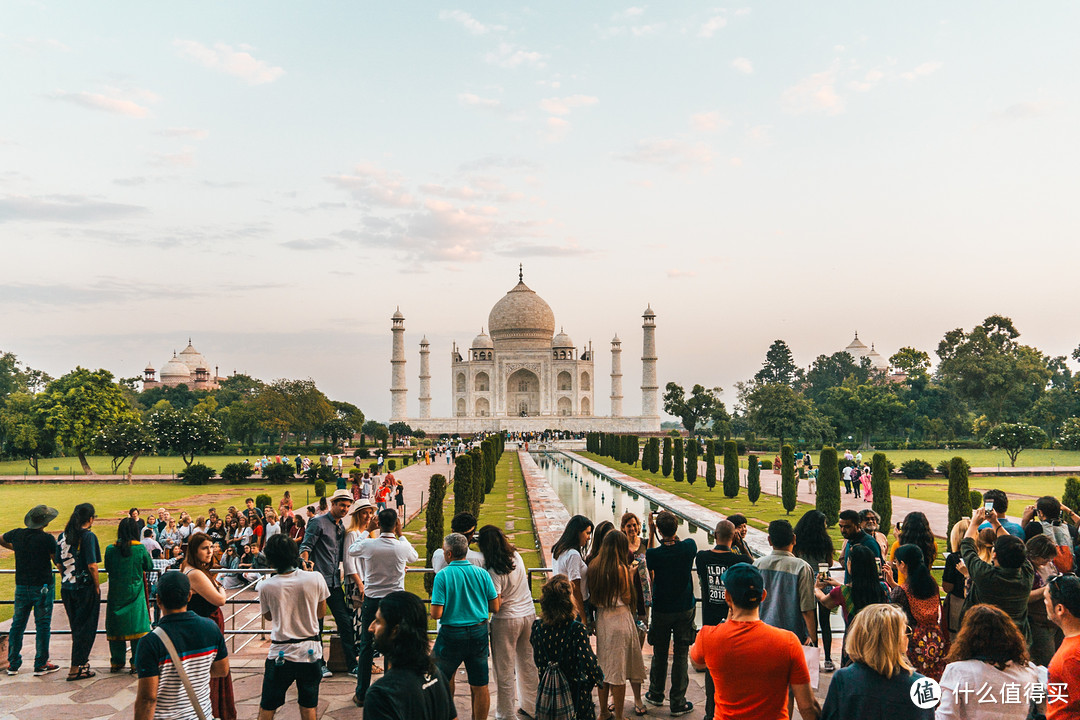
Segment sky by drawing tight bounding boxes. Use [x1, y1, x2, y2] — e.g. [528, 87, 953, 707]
[2, 2, 1079, 422]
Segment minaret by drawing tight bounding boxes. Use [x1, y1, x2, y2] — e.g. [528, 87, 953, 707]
[641, 305, 658, 417]
[610, 334, 623, 417]
[418, 336, 431, 419]
[390, 307, 407, 422]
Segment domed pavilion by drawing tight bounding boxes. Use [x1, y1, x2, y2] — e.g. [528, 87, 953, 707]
[142, 340, 224, 390]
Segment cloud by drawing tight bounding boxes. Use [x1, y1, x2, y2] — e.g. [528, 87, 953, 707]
[994, 100, 1061, 119]
[734, 7, 751, 15]
[848, 69, 884, 92]
[667, 269, 697, 278]
[0, 278, 280, 307]
[281, 237, 343, 251]
[485, 42, 546, 69]
[745, 125, 772, 145]
[458, 92, 501, 109]
[544, 117, 571, 143]
[900, 61, 942, 81]
[419, 183, 481, 200]
[159, 127, 209, 140]
[781, 67, 845, 115]
[0, 194, 146, 223]
[689, 111, 729, 133]
[616, 138, 714, 172]
[699, 15, 727, 38]
[174, 40, 284, 84]
[51, 90, 150, 118]
[150, 147, 196, 168]
[495, 240, 590, 257]
[17, 37, 71, 52]
[458, 155, 540, 173]
[731, 57, 753, 74]
[539, 95, 598, 116]
[622, 7, 646, 17]
[325, 163, 416, 207]
[439, 9, 505, 35]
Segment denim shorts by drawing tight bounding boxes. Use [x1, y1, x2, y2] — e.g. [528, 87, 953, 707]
[433, 622, 489, 686]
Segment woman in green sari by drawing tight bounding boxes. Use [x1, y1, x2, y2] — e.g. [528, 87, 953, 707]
[104, 516, 153, 672]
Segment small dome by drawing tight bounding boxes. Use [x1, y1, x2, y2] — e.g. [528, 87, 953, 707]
[552, 329, 574, 348]
[471, 328, 493, 349]
[178, 340, 210, 373]
[643, 305, 656, 318]
[144, 362, 155, 373]
[160, 353, 191, 379]
[392, 307, 404, 319]
[611, 334, 621, 344]
[867, 344, 889, 370]
[488, 277, 555, 343]
[845, 332, 868, 352]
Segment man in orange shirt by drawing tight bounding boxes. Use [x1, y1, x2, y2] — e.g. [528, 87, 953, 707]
[1046, 574, 1080, 719]
[690, 563, 819, 720]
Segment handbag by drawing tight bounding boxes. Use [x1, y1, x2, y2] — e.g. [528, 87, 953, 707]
[152, 626, 220, 720]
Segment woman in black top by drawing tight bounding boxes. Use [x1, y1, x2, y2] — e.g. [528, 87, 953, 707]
[181, 533, 236, 720]
[531, 575, 604, 720]
[793, 509, 836, 671]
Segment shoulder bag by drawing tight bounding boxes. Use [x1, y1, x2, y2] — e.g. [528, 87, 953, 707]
[151, 625, 220, 720]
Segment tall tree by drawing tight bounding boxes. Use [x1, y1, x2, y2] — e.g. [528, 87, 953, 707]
[983, 423, 1049, 467]
[673, 438, 685, 482]
[96, 413, 156, 474]
[816, 447, 841, 526]
[704, 440, 716, 490]
[661, 437, 672, 478]
[388, 421, 413, 447]
[888, 347, 931, 378]
[685, 437, 698, 484]
[754, 340, 803, 387]
[662, 383, 723, 436]
[804, 351, 868, 405]
[746, 454, 761, 505]
[424, 474, 447, 593]
[746, 383, 831, 447]
[35, 367, 132, 474]
[454, 454, 474, 516]
[148, 406, 226, 466]
[723, 440, 739, 498]
[781, 445, 796, 514]
[0, 392, 56, 474]
[947, 457, 972, 530]
[871, 452, 892, 532]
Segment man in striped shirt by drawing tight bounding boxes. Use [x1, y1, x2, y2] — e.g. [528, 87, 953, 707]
[134, 572, 229, 720]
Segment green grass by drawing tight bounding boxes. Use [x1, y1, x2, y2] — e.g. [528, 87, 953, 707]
[0, 454, 281, 477]
[0, 479, 324, 622]
[579, 452, 846, 554]
[740, 448, 1080, 470]
[890, 475, 1080, 506]
[400, 451, 540, 629]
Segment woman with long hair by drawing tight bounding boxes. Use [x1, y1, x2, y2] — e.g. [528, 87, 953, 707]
[1025, 534, 1063, 666]
[884, 544, 947, 680]
[229, 515, 252, 552]
[278, 489, 293, 518]
[551, 515, 594, 621]
[478, 525, 539, 720]
[794, 509, 838, 671]
[530, 575, 605, 720]
[620, 512, 653, 629]
[936, 604, 1040, 719]
[888, 512, 939, 584]
[860, 466, 873, 501]
[815, 544, 888, 667]
[57, 502, 100, 681]
[941, 518, 971, 641]
[820, 604, 933, 719]
[104, 517, 153, 673]
[585, 521, 615, 566]
[588, 531, 646, 719]
[158, 515, 182, 556]
[288, 514, 306, 542]
[181, 532, 237, 720]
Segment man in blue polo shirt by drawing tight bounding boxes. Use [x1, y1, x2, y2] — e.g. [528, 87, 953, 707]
[977, 489, 1024, 538]
[431, 532, 500, 720]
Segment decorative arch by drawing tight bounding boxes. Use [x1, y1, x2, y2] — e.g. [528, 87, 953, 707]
[456, 398, 466, 417]
[475, 371, 490, 392]
[580, 371, 591, 391]
[475, 397, 490, 416]
[507, 368, 540, 417]
[581, 397, 591, 416]
[456, 372, 466, 393]
[557, 397, 573, 416]
[557, 371, 572, 392]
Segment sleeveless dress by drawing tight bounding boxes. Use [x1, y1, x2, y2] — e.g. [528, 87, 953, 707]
[184, 568, 237, 720]
[892, 585, 947, 681]
[594, 597, 646, 685]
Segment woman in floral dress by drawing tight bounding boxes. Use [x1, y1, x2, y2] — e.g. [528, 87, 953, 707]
[531, 575, 604, 720]
[885, 544, 947, 680]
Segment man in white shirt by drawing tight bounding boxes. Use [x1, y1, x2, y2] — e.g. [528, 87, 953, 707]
[349, 508, 419, 707]
[258, 534, 329, 720]
[432, 512, 485, 572]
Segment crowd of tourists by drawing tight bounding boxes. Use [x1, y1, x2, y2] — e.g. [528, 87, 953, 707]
[10, 479, 1080, 719]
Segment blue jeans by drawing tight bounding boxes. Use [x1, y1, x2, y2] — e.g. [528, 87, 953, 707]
[8, 582, 54, 671]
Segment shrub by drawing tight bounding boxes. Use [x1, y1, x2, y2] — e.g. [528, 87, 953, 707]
[1061, 420, 1080, 451]
[314, 479, 326, 498]
[900, 459, 934, 480]
[349, 467, 363, 481]
[816, 447, 841, 526]
[354, 448, 370, 459]
[662, 437, 672, 478]
[255, 493, 272, 513]
[221, 462, 253, 485]
[262, 462, 295, 485]
[969, 490, 983, 514]
[948, 456, 972, 530]
[723, 440, 740, 498]
[425, 474, 447, 593]
[781, 445, 796, 514]
[871, 453, 892, 533]
[1063, 477, 1080, 520]
[705, 440, 717, 490]
[685, 438, 698, 484]
[454, 455, 473, 516]
[747, 453, 761, 505]
[179, 462, 215, 485]
[759, 459, 773, 470]
[673, 438, 685, 482]
[387, 459, 397, 472]
[403, 456, 411, 467]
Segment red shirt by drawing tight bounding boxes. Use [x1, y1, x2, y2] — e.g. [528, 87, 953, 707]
[1048, 635, 1080, 719]
[690, 619, 810, 720]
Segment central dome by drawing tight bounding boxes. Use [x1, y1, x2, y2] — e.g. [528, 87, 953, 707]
[488, 279, 556, 344]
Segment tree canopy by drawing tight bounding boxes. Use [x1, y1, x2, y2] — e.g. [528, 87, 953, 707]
[35, 367, 133, 474]
[663, 382, 725, 436]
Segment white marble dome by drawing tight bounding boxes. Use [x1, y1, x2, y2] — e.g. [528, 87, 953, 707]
[178, 340, 209, 372]
[488, 279, 556, 343]
[471, 328, 494, 349]
[160, 354, 191, 379]
[552, 329, 574, 348]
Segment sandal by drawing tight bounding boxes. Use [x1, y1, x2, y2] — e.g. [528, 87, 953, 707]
[634, 706, 648, 716]
[67, 664, 96, 681]
[370, 662, 383, 675]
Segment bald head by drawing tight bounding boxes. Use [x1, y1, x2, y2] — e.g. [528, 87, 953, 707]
[714, 519, 735, 546]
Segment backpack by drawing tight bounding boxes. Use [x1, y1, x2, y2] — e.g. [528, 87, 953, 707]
[534, 660, 575, 720]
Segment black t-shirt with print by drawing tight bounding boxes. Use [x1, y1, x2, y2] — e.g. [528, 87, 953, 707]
[4, 528, 58, 586]
[364, 666, 457, 720]
[695, 548, 751, 626]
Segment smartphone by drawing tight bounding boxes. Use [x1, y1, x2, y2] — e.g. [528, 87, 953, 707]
[817, 563, 830, 582]
[984, 500, 995, 513]
[875, 557, 882, 574]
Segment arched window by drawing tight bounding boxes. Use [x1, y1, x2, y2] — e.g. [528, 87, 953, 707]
[456, 373, 466, 393]
[557, 397, 573, 416]
[581, 397, 591, 416]
[580, 371, 591, 391]
[518, 380, 530, 392]
[475, 397, 490, 417]
[557, 371, 572, 392]
[475, 372, 489, 392]
[456, 398, 466, 417]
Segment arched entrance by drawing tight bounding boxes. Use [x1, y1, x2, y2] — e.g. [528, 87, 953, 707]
[507, 368, 540, 417]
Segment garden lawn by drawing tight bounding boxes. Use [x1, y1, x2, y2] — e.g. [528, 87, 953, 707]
[890, 475, 1080, 507]
[579, 452, 845, 553]
[400, 450, 541, 630]
[739, 448, 1080, 470]
[0, 479, 325, 622]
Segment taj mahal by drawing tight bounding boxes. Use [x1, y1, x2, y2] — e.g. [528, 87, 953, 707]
[389, 267, 661, 434]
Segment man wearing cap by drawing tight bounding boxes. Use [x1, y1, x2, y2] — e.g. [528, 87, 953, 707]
[2, 505, 60, 676]
[348, 507, 419, 708]
[1046, 573, 1080, 719]
[299, 488, 357, 679]
[690, 563, 820, 720]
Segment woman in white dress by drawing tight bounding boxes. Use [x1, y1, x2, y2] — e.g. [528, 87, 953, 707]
[551, 515, 594, 621]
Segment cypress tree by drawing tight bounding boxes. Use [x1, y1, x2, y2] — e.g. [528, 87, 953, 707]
[948, 456, 971, 530]
[781, 444, 796, 514]
[816, 447, 841, 526]
[747, 454, 761, 505]
[705, 440, 717, 490]
[483, 440, 496, 493]
[686, 437, 698, 484]
[723, 440, 740, 498]
[629, 436, 639, 465]
[652, 438, 661, 473]
[871, 452, 892, 533]
[424, 473, 447, 593]
[662, 437, 672, 477]
[470, 448, 484, 516]
[673, 438, 685, 482]
[454, 454, 473, 516]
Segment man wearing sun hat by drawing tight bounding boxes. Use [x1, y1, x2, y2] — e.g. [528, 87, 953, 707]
[1, 504, 61, 676]
[690, 563, 820, 720]
[299, 488, 356, 679]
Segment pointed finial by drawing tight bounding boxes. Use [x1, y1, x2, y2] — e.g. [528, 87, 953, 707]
[519, 263, 523, 282]
[854, 331, 858, 339]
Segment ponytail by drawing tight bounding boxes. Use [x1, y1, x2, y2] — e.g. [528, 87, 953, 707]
[896, 543, 937, 600]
